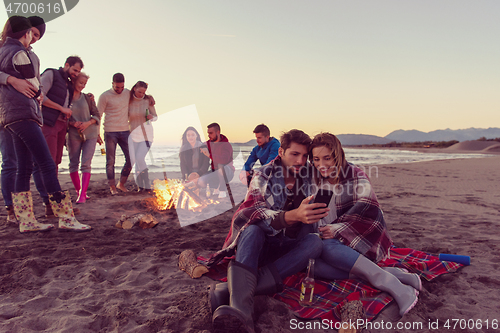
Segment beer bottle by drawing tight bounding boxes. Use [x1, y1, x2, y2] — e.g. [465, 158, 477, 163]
[299, 259, 315, 306]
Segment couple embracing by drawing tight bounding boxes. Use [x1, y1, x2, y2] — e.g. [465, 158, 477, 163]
[207, 129, 421, 333]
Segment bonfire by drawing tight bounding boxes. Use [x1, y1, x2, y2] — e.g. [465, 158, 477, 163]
[152, 178, 219, 212]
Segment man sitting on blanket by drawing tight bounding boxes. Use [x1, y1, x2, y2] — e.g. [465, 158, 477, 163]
[207, 129, 329, 333]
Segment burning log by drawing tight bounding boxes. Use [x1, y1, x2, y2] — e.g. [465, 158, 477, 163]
[178, 249, 208, 279]
[153, 178, 208, 212]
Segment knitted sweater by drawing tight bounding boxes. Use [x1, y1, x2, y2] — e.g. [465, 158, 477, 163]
[97, 88, 130, 132]
[128, 96, 157, 142]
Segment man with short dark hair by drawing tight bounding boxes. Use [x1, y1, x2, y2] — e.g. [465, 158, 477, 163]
[97, 73, 131, 194]
[98, 73, 155, 194]
[208, 129, 328, 333]
[40, 55, 83, 168]
[240, 123, 280, 186]
[199, 122, 235, 198]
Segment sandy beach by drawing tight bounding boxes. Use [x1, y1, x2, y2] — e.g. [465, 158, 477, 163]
[1, 152, 500, 332]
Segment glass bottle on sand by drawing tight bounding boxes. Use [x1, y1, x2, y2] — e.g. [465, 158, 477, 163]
[299, 259, 315, 306]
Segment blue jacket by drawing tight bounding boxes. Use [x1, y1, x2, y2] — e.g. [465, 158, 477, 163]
[243, 137, 280, 171]
[0, 38, 42, 127]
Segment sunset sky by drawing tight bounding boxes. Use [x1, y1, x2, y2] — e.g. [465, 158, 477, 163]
[2, 0, 499, 144]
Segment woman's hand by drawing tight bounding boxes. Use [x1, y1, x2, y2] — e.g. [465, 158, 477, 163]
[319, 224, 343, 239]
[77, 121, 91, 132]
[200, 147, 210, 158]
[319, 225, 335, 239]
[72, 121, 82, 128]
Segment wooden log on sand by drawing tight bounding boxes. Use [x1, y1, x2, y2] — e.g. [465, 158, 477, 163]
[178, 249, 209, 279]
[339, 300, 365, 333]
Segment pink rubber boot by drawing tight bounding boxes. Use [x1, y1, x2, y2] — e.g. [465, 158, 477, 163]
[76, 173, 91, 204]
[70, 172, 80, 194]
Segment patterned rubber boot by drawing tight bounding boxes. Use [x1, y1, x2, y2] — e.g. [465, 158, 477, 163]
[49, 190, 91, 232]
[12, 191, 54, 233]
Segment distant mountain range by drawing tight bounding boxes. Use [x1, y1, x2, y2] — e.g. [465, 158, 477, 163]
[339, 127, 500, 146]
[235, 128, 500, 146]
[384, 128, 500, 143]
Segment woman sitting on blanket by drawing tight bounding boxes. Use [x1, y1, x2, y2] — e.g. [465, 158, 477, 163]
[309, 132, 420, 317]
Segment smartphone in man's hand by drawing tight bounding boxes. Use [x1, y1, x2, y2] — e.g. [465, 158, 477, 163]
[312, 189, 333, 209]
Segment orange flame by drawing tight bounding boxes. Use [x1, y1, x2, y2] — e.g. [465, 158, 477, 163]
[153, 179, 206, 211]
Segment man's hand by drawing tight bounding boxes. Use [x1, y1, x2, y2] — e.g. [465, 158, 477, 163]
[37, 91, 44, 108]
[60, 107, 72, 117]
[87, 93, 94, 103]
[7, 76, 37, 98]
[285, 195, 329, 225]
[146, 95, 156, 106]
[97, 135, 104, 145]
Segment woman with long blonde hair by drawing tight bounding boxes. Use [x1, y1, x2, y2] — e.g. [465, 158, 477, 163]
[310, 132, 419, 317]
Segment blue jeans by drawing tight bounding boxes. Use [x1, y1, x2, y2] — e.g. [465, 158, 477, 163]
[314, 238, 360, 280]
[235, 223, 323, 280]
[105, 131, 132, 185]
[67, 136, 98, 174]
[32, 160, 49, 204]
[0, 125, 17, 206]
[6, 121, 61, 194]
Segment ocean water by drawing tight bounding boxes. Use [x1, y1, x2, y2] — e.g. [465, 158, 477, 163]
[55, 144, 492, 175]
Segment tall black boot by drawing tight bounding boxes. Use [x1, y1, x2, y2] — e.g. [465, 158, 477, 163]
[212, 261, 257, 333]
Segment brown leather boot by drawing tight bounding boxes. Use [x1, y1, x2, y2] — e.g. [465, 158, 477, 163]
[44, 203, 55, 218]
[6, 205, 17, 223]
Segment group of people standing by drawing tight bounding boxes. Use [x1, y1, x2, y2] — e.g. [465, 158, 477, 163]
[0, 15, 156, 233]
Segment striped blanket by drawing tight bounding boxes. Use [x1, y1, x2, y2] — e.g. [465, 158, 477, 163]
[201, 247, 464, 322]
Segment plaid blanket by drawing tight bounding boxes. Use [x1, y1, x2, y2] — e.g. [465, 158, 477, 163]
[207, 157, 314, 267]
[319, 164, 393, 263]
[201, 247, 464, 323]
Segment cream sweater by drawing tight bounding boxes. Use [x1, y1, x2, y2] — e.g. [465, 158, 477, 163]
[129, 96, 157, 142]
[97, 88, 130, 132]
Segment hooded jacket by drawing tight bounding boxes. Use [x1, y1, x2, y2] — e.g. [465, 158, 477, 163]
[206, 134, 234, 171]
